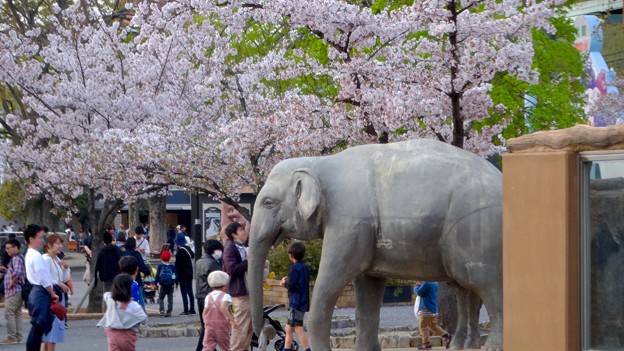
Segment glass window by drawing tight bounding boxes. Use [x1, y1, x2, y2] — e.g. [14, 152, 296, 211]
[582, 156, 624, 350]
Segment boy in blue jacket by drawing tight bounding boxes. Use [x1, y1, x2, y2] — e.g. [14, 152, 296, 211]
[280, 242, 311, 351]
[155, 251, 178, 317]
[415, 282, 452, 349]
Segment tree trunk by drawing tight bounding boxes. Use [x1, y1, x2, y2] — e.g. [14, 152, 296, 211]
[127, 201, 141, 234]
[87, 191, 124, 312]
[437, 282, 458, 335]
[148, 195, 166, 253]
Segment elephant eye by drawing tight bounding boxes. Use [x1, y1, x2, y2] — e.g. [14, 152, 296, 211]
[263, 198, 277, 208]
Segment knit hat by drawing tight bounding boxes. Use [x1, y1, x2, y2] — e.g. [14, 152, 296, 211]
[208, 271, 230, 288]
[161, 250, 171, 262]
[174, 233, 186, 247]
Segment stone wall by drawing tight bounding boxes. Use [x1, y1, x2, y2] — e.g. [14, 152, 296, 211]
[263, 279, 356, 308]
[263, 279, 417, 308]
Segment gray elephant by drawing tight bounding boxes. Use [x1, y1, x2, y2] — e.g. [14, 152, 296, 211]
[248, 139, 503, 351]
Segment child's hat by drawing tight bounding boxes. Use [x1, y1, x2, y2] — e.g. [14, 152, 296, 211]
[208, 271, 230, 288]
[161, 250, 171, 261]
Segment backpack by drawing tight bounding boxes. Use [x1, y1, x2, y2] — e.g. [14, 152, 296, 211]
[159, 264, 174, 286]
[15, 254, 32, 307]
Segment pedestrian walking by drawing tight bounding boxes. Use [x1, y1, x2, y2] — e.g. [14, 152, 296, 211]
[415, 282, 452, 349]
[94, 232, 122, 292]
[98, 273, 148, 351]
[280, 242, 311, 351]
[195, 239, 224, 351]
[134, 226, 151, 258]
[0, 239, 26, 344]
[42, 234, 71, 351]
[175, 234, 196, 315]
[155, 251, 178, 317]
[119, 256, 142, 305]
[222, 222, 253, 351]
[202, 271, 238, 351]
[24, 224, 59, 351]
[122, 237, 152, 308]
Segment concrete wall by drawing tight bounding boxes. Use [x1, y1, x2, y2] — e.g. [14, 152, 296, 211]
[503, 152, 581, 351]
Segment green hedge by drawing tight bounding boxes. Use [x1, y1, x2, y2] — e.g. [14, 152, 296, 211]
[267, 238, 415, 289]
[268, 239, 323, 280]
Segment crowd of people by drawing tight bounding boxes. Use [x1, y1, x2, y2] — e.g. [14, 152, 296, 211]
[0, 221, 314, 351]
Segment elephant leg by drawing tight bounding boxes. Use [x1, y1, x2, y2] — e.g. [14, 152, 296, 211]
[479, 286, 503, 351]
[353, 275, 387, 351]
[308, 232, 372, 351]
[465, 290, 482, 349]
[451, 284, 469, 350]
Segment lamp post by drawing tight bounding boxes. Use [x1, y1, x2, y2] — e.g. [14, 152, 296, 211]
[192, 192, 203, 260]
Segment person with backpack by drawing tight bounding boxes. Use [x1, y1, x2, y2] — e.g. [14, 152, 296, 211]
[1, 239, 26, 344]
[24, 224, 59, 351]
[155, 251, 178, 317]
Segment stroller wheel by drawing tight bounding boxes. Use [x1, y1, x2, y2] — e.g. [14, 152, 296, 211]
[274, 340, 297, 351]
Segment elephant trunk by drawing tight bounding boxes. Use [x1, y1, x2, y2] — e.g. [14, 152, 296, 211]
[248, 222, 274, 336]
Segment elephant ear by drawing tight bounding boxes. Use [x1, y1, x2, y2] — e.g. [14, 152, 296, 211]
[293, 168, 321, 220]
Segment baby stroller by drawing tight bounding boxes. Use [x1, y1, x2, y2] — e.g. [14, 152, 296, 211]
[251, 304, 299, 351]
[143, 277, 157, 304]
[141, 260, 158, 304]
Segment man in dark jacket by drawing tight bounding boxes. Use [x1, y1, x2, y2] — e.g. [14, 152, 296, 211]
[222, 222, 251, 351]
[174, 233, 196, 315]
[94, 232, 122, 292]
[195, 239, 224, 351]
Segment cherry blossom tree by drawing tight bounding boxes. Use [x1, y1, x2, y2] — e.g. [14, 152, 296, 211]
[207, 0, 566, 156]
[588, 78, 624, 125]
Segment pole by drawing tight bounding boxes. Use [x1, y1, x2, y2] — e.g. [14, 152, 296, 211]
[192, 192, 203, 260]
[74, 280, 95, 313]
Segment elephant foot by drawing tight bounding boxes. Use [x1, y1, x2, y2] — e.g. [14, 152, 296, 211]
[482, 337, 503, 351]
[450, 339, 467, 350]
[354, 340, 381, 351]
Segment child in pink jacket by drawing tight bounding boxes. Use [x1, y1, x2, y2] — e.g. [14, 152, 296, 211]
[202, 271, 238, 351]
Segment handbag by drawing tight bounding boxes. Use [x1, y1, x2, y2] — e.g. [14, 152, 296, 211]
[50, 300, 67, 320]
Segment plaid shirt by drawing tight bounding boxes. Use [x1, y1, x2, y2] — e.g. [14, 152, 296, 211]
[4, 254, 25, 298]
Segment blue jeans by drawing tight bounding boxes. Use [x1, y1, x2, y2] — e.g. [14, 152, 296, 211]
[179, 279, 195, 313]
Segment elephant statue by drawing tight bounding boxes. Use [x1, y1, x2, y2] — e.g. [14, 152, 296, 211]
[248, 139, 503, 351]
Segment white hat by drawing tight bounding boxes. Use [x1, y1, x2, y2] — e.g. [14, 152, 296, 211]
[208, 271, 230, 288]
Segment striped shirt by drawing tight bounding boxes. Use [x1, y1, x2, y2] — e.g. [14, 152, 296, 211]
[4, 254, 25, 298]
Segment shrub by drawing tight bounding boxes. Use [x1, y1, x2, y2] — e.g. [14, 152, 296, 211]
[268, 238, 323, 280]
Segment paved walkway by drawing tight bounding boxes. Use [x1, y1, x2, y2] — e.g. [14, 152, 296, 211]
[1, 252, 486, 350]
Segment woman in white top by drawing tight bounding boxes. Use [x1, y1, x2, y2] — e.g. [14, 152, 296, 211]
[41, 234, 71, 351]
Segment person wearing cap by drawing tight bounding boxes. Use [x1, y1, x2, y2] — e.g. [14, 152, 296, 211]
[155, 250, 178, 317]
[175, 233, 196, 315]
[202, 271, 238, 351]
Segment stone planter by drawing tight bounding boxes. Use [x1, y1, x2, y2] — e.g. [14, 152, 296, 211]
[263, 279, 355, 308]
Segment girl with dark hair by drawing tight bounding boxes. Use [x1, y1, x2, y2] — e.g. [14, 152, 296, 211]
[98, 274, 147, 351]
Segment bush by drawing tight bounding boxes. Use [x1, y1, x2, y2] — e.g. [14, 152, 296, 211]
[268, 238, 323, 280]
[267, 238, 415, 290]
